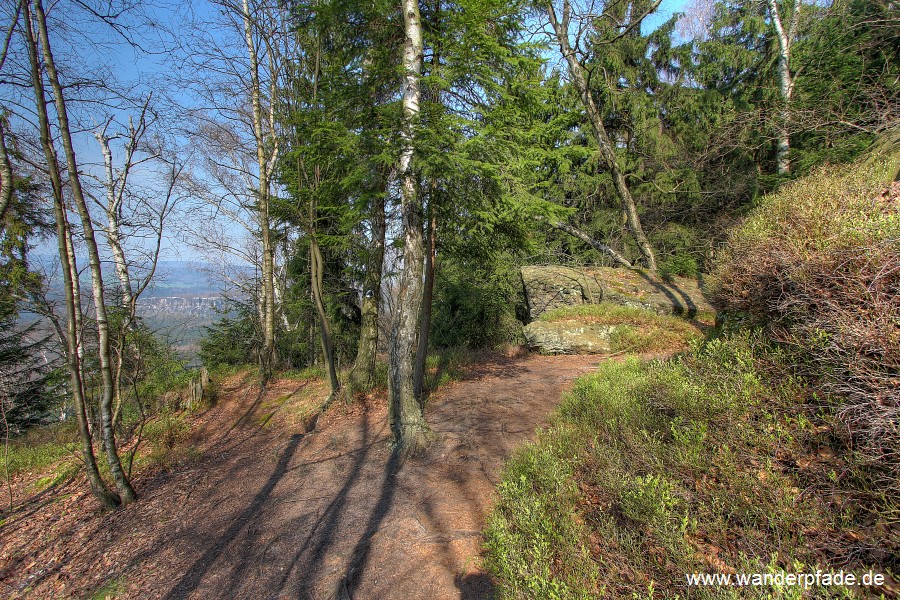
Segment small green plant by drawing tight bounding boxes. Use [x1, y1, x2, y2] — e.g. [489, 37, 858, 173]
[3, 421, 78, 478]
[282, 365, 326, 381]
[28, 461, 79, 493]
[619, 474, 679, 526]
[669, 416, 707, 465]
[89, 577, 124, 600]
[136, 410, 194, 470]
[143, 411, 189, 450]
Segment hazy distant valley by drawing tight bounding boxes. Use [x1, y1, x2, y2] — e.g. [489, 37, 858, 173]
[32, 260, 233, 359]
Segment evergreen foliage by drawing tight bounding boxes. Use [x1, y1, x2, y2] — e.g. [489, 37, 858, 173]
[0, 299, 57, 430]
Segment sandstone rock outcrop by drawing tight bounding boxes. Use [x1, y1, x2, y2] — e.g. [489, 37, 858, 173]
[522, 321, 619, 354]
[521, 265, 713, 321]
[521, 265, 715, 354]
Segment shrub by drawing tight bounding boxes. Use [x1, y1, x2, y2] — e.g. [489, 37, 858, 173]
[485, 334, 894, 598]
[484, 433, 600, 599]
[430, 258, 525, 349]
[712, 149, 900, 493]
[618, 474, 679, 526]
[138, 410, 194, 470]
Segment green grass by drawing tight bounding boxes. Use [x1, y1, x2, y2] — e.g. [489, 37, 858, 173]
[281, 365, 327, 381]
[2, 422, 77, 478]
[539, 303, 706, 353]
[484, 332, 892, 599]
[28, 461, 80, 493]
[129, 410, 198, 472]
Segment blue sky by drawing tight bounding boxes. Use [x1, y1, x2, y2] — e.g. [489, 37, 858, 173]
[646, 0, 692, 33]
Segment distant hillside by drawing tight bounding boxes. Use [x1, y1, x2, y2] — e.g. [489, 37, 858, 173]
[29, 258, 243, 360]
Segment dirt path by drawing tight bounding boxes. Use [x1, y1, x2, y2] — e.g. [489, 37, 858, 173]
[0, 353, 600, 599]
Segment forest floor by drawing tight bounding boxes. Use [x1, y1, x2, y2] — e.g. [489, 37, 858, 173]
[0, 351, 608, 599]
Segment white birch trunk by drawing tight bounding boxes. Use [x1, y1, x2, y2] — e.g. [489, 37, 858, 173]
[388, 0, 430, 453]
[766, 0, 801, 176]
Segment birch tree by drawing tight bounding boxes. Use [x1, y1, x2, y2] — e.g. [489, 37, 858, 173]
[179, 0, 284, 377]
[389, 0, 430, 452]
[89, 109, 184, 425]
[19, 0, 123, 508]
[543, 0, 659, 270]
[765, 0, 802, 175]
[28, 0, 137, 505]
[240, 0, 278, 375]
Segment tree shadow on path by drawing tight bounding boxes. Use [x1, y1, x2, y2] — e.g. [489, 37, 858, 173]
[163, 432, 304, 600]
[271, 410, 379, 598]
[334, 447, 402, 599]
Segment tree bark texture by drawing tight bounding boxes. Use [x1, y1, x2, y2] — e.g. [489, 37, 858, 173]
[349, 193, 386, 391]
[310, 235, 341, 396]
[22, 0, 119, 509]
[546, 0, 657, 270]
[32, 0, 136, 504]
[413, 208, 436, 401]
[0, 119, 13, 223]
[95, 128, 134, 427]
[389, 0, 430, 453]
[766, 0, 800, 176]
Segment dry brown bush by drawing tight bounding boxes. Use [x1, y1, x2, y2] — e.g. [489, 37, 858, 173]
[713, 153, 900, 492]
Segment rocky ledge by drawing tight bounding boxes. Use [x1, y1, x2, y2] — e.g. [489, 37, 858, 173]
[521, 266, 715, 354]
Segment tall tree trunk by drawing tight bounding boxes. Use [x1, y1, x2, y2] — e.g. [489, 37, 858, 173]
[0, 119, 13, 223]
[389, 0, 430, 453]
[55, 200, 120, 510]
[95, 130, 133, 427]
[413, 206, 436, 401]
[241, 0, 277, 376]
[22, 1, 118, 509]
[412, 3, 441, 402]
[766, 0, 800, 176]
[310, 230, 340, 398]
[32, 0, 136, 505]
[349, 193, 386, 391]
[63, 211, 83, 363]
[546, 0, 657, 270]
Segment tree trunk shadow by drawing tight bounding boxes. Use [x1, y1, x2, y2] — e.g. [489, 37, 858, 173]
[162, 432, 304, 600]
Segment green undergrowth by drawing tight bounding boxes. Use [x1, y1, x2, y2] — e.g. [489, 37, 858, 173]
[2, 422, 78, 486]
[281, 365, 327, 382]
[540, 303, 706, 353]
[484, 332, 896, 599]
[88, 576, 125, 600]
[131, 410, 197, 471]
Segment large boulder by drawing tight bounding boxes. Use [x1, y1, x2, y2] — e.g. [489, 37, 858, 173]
[520, 266, 603, 321]
[520, 265, 715, 355]
[522, 321, 619, 354]
[521, 265, 714, 321]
